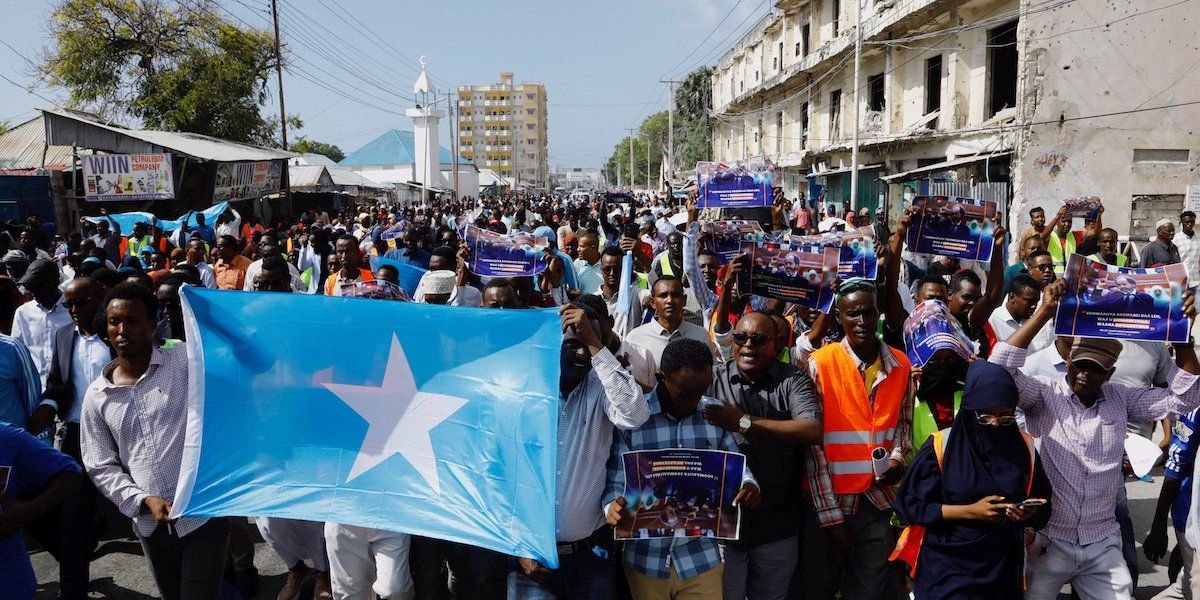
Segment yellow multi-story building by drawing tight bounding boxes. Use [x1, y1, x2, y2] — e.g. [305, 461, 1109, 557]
[457, 72, 549, 188]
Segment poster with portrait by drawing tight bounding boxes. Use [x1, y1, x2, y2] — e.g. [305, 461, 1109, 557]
[902, 300, 975, 367]
[1063, 196, 1102, 221]
[906, 196, 998, 262]
[703, 220, 765, 264]
[737, 240, 839, 312]
[1055, 253, 1189, 343]
[793, 226, 878, 280]
[464, 224, 548, 277]
[82, 153, 174, 202]
[696, 157, 775, 209]
[614, 448, 746, 541]
[213, 160, 284, 201]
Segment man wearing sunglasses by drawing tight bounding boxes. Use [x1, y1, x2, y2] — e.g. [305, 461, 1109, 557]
[701, 311, 821, 600]
[993, 281, 1200, 599]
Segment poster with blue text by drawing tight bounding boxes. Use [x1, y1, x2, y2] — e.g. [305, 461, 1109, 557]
[793, 226, 878, 280]
[903, 300, 975, 367]
[464, 224, 548, 277]
[696, 157, 775, 209]
[906, 196, 998, 262]
[738, 240, 839, 312]
[615, 448, 745, 541]
[703, 220, 765, 264]
[1055, 253, 1190, 343]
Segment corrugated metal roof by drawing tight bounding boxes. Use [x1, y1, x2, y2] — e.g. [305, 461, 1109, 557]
[339, 129, 472, 166]
[327, 166, 388, 188]
[0, 116, 80, 169]
[43, 108, 294, 162]
[288, 165, 329, 188]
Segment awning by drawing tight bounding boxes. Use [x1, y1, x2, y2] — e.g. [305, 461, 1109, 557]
[880, 152, 1011, 182]
[808, 164, 883, 178]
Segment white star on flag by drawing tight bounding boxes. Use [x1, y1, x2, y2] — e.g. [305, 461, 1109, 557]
[322, 335, 469, 493]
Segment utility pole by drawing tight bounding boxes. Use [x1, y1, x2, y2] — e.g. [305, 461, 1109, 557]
[626, 128, 637, 190]
[646, 135, 651, 191]
[450, 91, 460, 200]
[270, 0, 288, 150]
[617, 162, 623, 188]
[849, 0, 863, 211]
[660, 79, 682, 180]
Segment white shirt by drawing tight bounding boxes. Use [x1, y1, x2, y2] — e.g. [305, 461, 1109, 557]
[1174, 230, 1200, 282]
[11, 297, 73, 388]
[573, 258, 603, 295]
[595, 286, 649, 341]
[243, 258, 306, 293]
[988, 302, 1054, 354]
[68, 331, 111, 424]
[191, 261, 218, 289]
[625, 319, 713, 367]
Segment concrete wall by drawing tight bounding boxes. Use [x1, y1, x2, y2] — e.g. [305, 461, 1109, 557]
[1011, 0, 1200, 239]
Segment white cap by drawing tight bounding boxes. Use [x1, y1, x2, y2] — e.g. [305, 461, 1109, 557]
[419, 270, 457, 295]
[1157, 218, 1174, 230]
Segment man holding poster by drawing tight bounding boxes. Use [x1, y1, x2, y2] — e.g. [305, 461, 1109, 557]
[605, 338, 760, 599]
[1055, 254, 1190, 343]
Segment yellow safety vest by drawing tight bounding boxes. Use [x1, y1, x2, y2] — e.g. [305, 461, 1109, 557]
[911, 390, 962, 453]
[1046, 232, 1077, 275]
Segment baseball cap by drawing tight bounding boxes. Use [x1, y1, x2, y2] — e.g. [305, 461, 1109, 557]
[1069, 337, 1122, 371]
[2, 249, 29, 264]
[18, 258, 59, 287]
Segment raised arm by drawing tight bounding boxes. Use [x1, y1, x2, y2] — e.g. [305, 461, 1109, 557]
[881, 209, 913, 329]
[968, 223, 1008, 333]
[712, 255, 744, 335]
[1038, 205, 1068, 243]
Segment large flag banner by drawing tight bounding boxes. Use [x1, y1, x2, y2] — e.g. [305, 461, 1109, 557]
[793, 226, 878, 280]
[1055, 253, 1189, 343]
[82, 153, 175, 202]
[1063, 196, 1101, 221]
[696, 157, 775, 209]
[463, 225, 549, 277]
[903, 299, 974, 366]
[615, 448, 745, 541]
[703, 220, 765, 264]
[84, 201, 231, 234]
[172, 288, 562, 566]
[738, 240, 839, 312]
[906, 196, 998, 262]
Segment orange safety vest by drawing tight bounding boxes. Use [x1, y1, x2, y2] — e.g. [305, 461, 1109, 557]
[889, 428, 1036, 577]
[811, 343, 910, 495]
[324, 268, 375, 296]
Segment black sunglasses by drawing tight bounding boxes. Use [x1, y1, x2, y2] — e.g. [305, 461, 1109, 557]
[732, 332, 771, 347]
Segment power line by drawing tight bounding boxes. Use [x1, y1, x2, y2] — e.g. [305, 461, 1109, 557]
[661, 0, 747, 78]
[316, 0, 456, 90]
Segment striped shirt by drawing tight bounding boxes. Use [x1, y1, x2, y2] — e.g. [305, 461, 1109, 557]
[604, 390, 757, 579]
[990, 341, 1200, 544]
[80, 344, 208, 537]
[803, 338, 914, 527]
[556, 348, 648, 542]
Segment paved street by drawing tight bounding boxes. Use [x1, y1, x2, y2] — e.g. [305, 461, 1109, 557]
[29, 471, 1183, 599]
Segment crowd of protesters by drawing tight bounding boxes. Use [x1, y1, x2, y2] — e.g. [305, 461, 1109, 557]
[1, 187, 1200, 600]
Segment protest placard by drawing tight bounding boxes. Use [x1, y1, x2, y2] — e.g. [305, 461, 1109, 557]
[1055, 253, 1189, 343]
[464, 224, 548, 277]
[737, 240, 839, 312]
[696, 157, 775, 209]
[1063, 196, 1101, 221]
[82, 153, 174, 201]
[906, 196, 998, 262]
[703, 220, 765, 264]
[902, 299, 975, 367]
[793, 226, 878, 280]
[614, 448, 746, 541]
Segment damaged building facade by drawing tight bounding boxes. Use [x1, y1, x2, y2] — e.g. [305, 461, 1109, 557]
[710, 0, 1199, 246]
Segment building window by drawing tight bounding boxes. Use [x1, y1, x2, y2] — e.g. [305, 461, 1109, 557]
[830, 89, 842, 139]
[802, 23, 811, 56]
[867, 73, 885, 112]
[1133, 149, 1191, 164]
[778, 42, 784, 69]
[800, 102, 810, 139]
[925, 55, 942, 114]
[832, 0, 840, 37]
[777, 111, 784, 153]
[986, 20, 1019, 117]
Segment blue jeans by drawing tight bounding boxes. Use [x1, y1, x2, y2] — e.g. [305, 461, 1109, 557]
[506, 546, 614, 600]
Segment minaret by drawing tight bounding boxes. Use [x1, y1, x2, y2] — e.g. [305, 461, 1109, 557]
[408, 56, 446, 196]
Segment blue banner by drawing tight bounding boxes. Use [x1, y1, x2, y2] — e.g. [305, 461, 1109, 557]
[737, 240, 839, 312]
[793, 226, 878, 280]
[464, 224, 548, 277]
[84, 202, 231, 233]
[172, 288, 562, 566]
[1055, 253, 1190, 343]
[905, 196, 998, 262]
[696, 160, 775, 209]
[903, 299, 974, 367]
[703, 220, 765, 265]
[615, 448, 745, 541]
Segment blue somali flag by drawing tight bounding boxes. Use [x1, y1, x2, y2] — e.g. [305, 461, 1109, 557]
[171, 287, 561, 566]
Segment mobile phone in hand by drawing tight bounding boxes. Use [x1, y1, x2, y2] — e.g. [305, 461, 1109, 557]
[1016, 498, 1047, 508]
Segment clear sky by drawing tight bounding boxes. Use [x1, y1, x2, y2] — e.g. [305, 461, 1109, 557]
[0, 0, 767, 168]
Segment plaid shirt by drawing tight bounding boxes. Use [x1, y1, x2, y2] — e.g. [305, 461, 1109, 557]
[803, 338, 914, 527]
[603, 389, 757, 580]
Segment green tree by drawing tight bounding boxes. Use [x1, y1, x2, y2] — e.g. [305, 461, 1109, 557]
[674, 66, 713, 169]
[605, 110, 669, 189]
[292, 137, 345, 163]
[0, 120, 8, 134]
[40, 0, 290, 145]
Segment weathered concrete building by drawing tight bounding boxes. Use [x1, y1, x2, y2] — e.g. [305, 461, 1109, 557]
[711, 0, 1199, 242]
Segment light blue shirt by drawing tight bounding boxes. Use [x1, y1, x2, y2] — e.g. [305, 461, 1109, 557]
[0, 334, 41, 428]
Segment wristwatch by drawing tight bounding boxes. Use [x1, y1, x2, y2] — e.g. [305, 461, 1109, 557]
[737, 414, 752, 434]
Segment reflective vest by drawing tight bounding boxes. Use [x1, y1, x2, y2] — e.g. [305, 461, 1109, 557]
[912, 389, 962, 451]
[125, 235, 153, 259]
[657, 254, 676, 277]
[1046, 232, 1077, 275]
[811, 343, 911, 495]
[1088, 253, 1128, 267]
[890, 427, 1036, 576]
